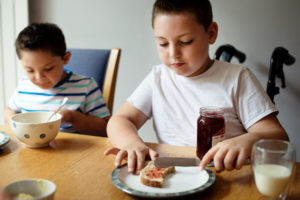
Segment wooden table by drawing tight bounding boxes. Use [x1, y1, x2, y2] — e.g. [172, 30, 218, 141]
[0, 125, 299, 200]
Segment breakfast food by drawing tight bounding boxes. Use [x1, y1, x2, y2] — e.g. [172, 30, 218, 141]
[140, 161, 175, 188]
[14, 193, 33, 199]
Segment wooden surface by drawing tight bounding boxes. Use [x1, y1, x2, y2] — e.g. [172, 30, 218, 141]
[0, 125, 299, 200]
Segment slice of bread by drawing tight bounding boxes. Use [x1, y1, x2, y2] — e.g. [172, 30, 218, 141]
[140, 160, 175, 188]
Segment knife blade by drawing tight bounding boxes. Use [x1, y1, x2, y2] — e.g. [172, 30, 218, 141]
[154, 157, 201, 168]
[154, 157, 251, 168]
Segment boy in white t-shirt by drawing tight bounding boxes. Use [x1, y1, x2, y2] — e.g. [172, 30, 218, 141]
[105, 0, 288, 173]
[5, 23, 109, 136]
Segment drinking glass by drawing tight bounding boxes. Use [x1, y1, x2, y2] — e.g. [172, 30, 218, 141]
[251, 139, 296, 200]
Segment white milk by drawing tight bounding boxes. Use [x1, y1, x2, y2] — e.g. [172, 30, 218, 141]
[254, 164, 291, 197]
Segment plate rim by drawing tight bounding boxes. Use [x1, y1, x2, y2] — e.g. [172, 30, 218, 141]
[0, 131, 10, 147]
[111, 164, 215, 199]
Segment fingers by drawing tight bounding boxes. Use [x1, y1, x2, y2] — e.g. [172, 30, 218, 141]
[58, 110, 72, 122]
[104, 147, 120, 156]
[200, 145, 244, 172]
[213, 148, 228, 172]
[223, 150, 247, 171]
[134, 148, 158, 174]
[127, 151, 137, 173]
[104, 148, 130, 169]
[235, 150, 248, 170]
[1, 190, 13, 200]
[223, 150, 239, 171]
[103, 147, 158, 175]
[135, 151, 146, 175]
[115, 150, 128, 168]
[199, 146, 219, 171]
[107, 148, 148, 174]
[149, 149, 159, 161]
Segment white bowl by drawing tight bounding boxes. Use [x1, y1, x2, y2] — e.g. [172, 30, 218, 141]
[10, 112, 62, 148]
[3, 178, 56, 200]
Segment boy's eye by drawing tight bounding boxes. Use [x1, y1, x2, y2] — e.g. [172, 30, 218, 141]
[159, 43, 168, 47]
[180, 40, 194, 45]
[45, 66, 54, 71]
[26, 70, 34, 73]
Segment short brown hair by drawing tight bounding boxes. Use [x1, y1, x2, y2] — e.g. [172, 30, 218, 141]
[152, 0, 213, 31]
[15, 23, 66, 58]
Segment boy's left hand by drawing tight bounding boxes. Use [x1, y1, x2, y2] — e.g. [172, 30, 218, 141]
[200, 133, 256, 172]
[200, 114, 288, 172]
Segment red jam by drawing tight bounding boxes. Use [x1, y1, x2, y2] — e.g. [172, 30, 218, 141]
[145, 168, 165, 178]
[196, 107, 225, 159]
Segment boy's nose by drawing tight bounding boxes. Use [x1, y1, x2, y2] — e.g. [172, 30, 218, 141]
[169, 44, 181, 59]
[35, 72, 45, 80]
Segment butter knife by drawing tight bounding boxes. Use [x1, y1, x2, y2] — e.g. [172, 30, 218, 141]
[154, 157, 201, 168]
[154, 157, 251, 168]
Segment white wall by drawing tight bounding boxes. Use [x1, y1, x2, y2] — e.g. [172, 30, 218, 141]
[29, 0, 300, 160]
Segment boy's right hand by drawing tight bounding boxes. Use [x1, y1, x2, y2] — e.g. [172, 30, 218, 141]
[58, 109, 73, 123]
[104, 143, 159, 175]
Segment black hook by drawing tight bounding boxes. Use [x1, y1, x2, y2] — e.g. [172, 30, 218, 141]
[266, 47, 295, 103]
[214, 44, 246, 63]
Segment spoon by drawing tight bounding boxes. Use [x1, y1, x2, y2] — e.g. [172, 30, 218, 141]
[47, 97, 69, 122]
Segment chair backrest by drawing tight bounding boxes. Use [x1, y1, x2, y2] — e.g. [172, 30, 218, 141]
[65, 48, 121, 113]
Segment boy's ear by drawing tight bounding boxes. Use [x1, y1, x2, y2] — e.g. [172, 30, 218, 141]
[63, 51, 71, 65]
[208, 22, 218, 44]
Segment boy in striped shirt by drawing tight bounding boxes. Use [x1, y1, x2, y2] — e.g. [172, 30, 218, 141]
[5, 23, 109, 136]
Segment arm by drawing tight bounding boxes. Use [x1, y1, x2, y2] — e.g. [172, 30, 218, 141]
[4, 106, 17, 125]
[59, 109, 109, 137]
[104, 102, 158, 174]
[200, 114, 288, 172]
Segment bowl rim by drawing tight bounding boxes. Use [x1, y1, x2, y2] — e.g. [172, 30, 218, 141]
[10, 111, 62, 125]
[3, 178, 56, 199]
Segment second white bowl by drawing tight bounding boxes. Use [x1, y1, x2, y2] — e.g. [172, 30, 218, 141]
[3, 178, 56, 200]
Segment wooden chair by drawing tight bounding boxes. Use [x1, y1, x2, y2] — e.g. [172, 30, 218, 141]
[65, 48, 121, 113]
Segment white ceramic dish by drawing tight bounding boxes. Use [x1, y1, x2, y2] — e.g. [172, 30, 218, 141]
[10, 112, 62, 148]
[3, 178, 56, 200]
[111, 165, 215, 199]
[0, 131, 10, 147]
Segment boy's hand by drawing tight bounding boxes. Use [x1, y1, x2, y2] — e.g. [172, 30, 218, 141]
[104, 143, 159, 175]
[58, 109, 74, 123]
[200, 134, 255, 172]
[0, 190, 13, 200]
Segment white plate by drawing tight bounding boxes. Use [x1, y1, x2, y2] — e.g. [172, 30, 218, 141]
[111, 164, 215, 198]
[0, 131, 10, 147]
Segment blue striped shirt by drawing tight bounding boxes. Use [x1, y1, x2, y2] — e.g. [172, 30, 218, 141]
[8, 70, 110, 132]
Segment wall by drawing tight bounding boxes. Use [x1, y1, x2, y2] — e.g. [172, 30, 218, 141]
[28, 0, 300, 160]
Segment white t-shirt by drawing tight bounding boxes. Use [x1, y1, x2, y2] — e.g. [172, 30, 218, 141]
[128, 60, 277, 147]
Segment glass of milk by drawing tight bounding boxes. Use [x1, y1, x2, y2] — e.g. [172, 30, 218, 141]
[251, 139, 296, 200]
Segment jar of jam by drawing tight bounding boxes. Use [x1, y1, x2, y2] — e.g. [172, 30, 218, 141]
[196, 106, 225, 159]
